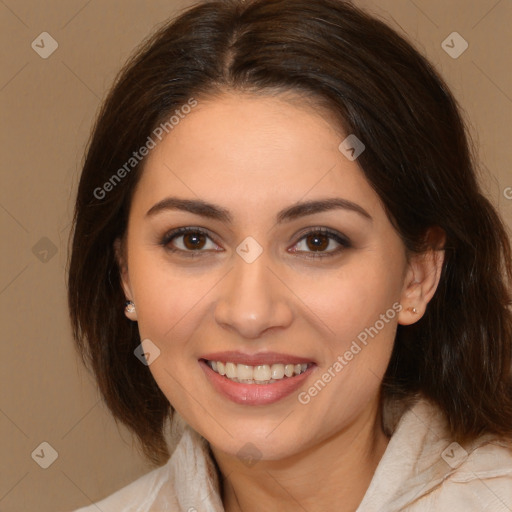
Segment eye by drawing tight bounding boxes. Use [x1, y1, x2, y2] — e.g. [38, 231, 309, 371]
[161, 227, 221, 255]
[289, 228, 351, 258]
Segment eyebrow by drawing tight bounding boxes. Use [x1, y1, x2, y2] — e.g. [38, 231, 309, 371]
[145, 196, 372, 223]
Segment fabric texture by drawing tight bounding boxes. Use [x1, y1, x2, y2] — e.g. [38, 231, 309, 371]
[72, 395, 512, 511]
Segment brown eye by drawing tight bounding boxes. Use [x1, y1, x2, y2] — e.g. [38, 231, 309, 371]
[161, 227, 220, 254]
[305, 233, 330, 251]
[290, 228, 351, 258]
[182, 232, 207, 250]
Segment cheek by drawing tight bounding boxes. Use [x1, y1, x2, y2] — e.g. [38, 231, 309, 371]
[295, 264, 401, 425]
[304, 254, 404, 352]
[127, 249, 217, 341]
[129, 261, 217, 410]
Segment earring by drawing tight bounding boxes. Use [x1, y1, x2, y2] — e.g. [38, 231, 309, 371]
[125, 300, 136, 313]
[408, 307, 418, 314]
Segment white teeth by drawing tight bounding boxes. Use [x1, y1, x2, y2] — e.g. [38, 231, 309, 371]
[253, 365, 271, 381]
[225, 362, 237, 379]
[237, 364, 253, 380]
[271, 364, 285, 379]
[206, 360, 310, 383]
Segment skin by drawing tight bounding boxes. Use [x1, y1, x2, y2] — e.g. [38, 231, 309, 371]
[116, 91, 444, 512]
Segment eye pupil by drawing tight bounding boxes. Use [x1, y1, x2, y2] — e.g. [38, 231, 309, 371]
[184, 232, 206, 250]
[306, 233, 329, 251]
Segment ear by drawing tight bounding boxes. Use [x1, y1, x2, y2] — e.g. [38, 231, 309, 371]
[114, 237, 138, 321]
[397, 227, 445, 326]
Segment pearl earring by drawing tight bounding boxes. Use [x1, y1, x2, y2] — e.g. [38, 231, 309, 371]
[125, 300, 136, 313]
[408, 307, 418, 314]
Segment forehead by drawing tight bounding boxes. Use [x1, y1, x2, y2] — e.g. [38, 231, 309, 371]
[131, 92, 380, 220]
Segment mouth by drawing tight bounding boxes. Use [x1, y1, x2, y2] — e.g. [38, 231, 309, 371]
[202, 359, 313, 384]
[198, 352, 317, 405]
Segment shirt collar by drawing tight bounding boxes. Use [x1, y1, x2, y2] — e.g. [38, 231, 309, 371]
[165, 394, 507, 511]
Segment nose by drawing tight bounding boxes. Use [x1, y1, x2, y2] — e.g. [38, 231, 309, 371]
[214, 252, 294, 340]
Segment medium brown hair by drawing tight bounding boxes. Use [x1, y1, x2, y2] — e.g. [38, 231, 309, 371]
[67, 0, 512, 465]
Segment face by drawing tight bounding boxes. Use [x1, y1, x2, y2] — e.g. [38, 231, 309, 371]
[117, 91, 434, 461]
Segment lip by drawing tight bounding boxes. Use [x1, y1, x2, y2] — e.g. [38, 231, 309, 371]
[199, 358, 316, 406]
[200, 351, 315, 366]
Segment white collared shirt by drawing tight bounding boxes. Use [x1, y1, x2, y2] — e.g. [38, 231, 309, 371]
[73, 396, 512, 511]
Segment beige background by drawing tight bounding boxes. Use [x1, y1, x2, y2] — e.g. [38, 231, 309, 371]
[1, 0, 511, 511]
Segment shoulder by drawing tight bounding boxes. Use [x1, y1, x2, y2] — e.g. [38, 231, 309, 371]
[404, 397, 512, 510]
[70, 425, 222, 512]
[433, 437, 512, 511]
[71, 460, 176, 512]
[359, 395, 512, 511]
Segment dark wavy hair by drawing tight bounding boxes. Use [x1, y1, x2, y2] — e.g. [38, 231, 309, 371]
[67, 0, 512, 465]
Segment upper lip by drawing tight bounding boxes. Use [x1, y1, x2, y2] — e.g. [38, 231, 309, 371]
[200, 351, 315, 366]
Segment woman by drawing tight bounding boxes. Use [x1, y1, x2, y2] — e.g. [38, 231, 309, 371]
[67, 0, 512, 510]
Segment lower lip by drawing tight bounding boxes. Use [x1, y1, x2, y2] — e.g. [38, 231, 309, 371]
[199, 359, 315, 405]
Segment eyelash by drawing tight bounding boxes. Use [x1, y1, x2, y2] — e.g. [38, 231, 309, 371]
[160, 226, 351, 259]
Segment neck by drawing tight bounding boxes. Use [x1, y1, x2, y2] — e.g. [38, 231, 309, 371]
[211, 397, 390, 512]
